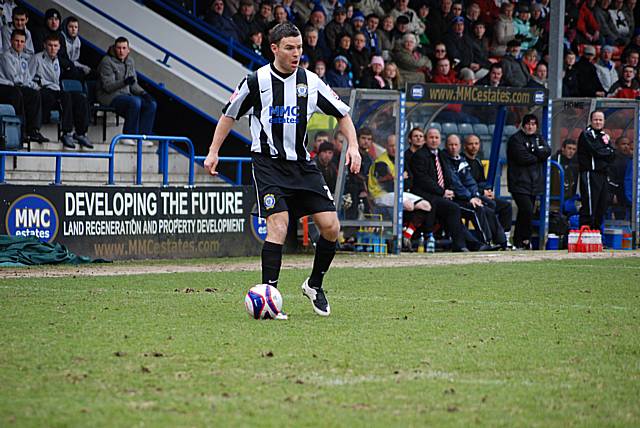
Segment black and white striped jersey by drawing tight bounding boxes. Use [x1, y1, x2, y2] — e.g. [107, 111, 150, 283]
[222, 63, 350, 161]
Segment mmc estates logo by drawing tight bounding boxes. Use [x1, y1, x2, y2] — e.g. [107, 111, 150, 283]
[269, 106, 300, 124]
[5, 194, 59, 242]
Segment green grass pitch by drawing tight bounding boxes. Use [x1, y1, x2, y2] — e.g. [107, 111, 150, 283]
[1, 257, 639, 427]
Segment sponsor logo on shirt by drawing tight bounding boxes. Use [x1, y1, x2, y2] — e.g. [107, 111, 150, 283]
[269, 105, 300, 124]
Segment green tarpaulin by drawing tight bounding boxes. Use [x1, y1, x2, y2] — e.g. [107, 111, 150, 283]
[0, 235, 109, 266]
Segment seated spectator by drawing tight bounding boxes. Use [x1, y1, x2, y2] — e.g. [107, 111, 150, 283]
[0, 0, 16, 27]
[522, 49, 538, 75]
[359, 55, 387, 89]
[620, 49, 639, 72]
[351, 11, 366, 34]
[491, 3, 516, 57]
[61, 16, 92, 79]
[350, 32, 371, 86]
[2, 7, 34, 57]
[431, 57, 458, 83]
[204, 0, 241, 42]
[32, 8, 65, 55]
[232, 0, 257, 43]
[302, 26, 326, 70]
[416, 4, 432, 50]
[610, 136, 634, 217]
[502, 40, 530, 87]
[506, 114, 551, 249]
[382, 60, 401, 89]
[0, 29, 47, 143]
[471, 21, 490, 55]
[268, 5, 289, 31]
[464, 3, 482, 36]
[390, 0, 425, 36]
[424, 0, 453, 44]
[299, 54, 310, 69]
[357, 0, 386, 19]
[608, 65, 640, 97]
[378, 15, 396, 60]
[527, 62, 548, 88]
[513, 4, 538, 51]
[594, 45, 619, 92]
[315, 141, 338, 193]
[253, 0, 273, 35]
[443, 16, 490, 80]
[551, 139, 579, 210]
[476, 62, 505, 87]
[463, 133, 513, 235]
[244, 28, 267, 58]
[445, 134, 507, 247]
[30, 34, 92, 149]
[576, 0, 601, 45]
[392, 33, 431, 85]
[324, 6, 352, 53]
[563, 50, 580, 96]
[362, 13, 382, 57]
[325, 55, 353, 88]
[97, 37, 157, 144]
[609, 0, 632, 44]
[623, 0, 636, 36]
[309, 130, 330, 158]
[334, 33, 353, 66]
[594, 0, 623, 45]
[575, 45, 606, 96]
[314, 59, 328, 83]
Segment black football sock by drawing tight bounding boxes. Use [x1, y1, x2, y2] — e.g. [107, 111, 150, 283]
[309, 236, 337, 288]
[261, 241, 283, 287]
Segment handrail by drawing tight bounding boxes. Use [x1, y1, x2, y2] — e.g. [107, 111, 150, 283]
[195, 155, 252, 185]
[146, 0, 267, 70]
[74, 0, 234, 92]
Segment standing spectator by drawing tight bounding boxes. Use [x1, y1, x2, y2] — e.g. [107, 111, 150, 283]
[2, 7, 34, 57]
[325, 55, 353, 88]
[502, 40, 530, 87]
[513, 4, 538, 51]
[359, 55, 388, 89]
[204, 0, 241, 42]
[97, 37, 157, 144]
[578, 111, 615, 229]
[232, 0, 257, 43]
[350, 32, 371, 86]
[390, 0, 425, 36]
[593, 0, 623, 45]
[315, 141, 338, 193]
[563, 50, 580, 96]
[575, 45, 606, 96]
[594, 45, 619, 92]
[0, 29, 47, 142]
[609, 0, 632, 44]
[30, 34, 91, 149]
[608, 64, 640, 97]
[506, 114, 551, 249]
[382, 60, 401, 89]
[362, 13, 382, 56]
[392, 32, 431, 84]
[491, 2, 516, 56]
[576, 0, 601, 45]
[324, 6, 352, 52]
[32, 8, 65, 55]
[476, 62, 505, 86]
[425, 0, 454, 44]
[60, 17, 92, 79]
[404, 126, 425, 189]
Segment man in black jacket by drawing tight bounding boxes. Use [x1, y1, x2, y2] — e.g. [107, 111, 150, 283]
[578, 110, 616, 229]
[506, 114, 551, 249]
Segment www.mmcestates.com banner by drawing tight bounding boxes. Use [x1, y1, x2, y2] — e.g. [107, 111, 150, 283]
[0, 185, 267, 260]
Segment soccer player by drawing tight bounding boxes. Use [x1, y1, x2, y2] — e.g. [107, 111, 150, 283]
[204, 22, 361, 318]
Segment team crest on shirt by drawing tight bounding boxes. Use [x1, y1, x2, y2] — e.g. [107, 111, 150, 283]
[296, 83, 308, 98]
[263, 194, 276, 210]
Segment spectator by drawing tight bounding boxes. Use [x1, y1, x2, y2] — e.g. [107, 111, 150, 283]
[451, 2, 464, 17]
[309, 130, 330, 158]
[551, 139, 580, 206]
[357, 127, 375, 179]
[502, 40, 530, 87]
[578, 111, 615, 229]
[408, 127, 472, 252]
[357, 0, 386, 19]
[390, 14, 412, 46]
[563, 50, 580, 96]
[463, 134, 513, 235]
[2, 7, 34, 57]
[620, 49, 639, 71]
[253, 0, 273, 35]
[378, 15, 396, 60]
[232, 0, 257, 43]
[527, 62, 548, 88]
[444, 16, 490, 79]
[608, 64, 640, 97]
[476, 62, 505, 87]
[302, 26, 326, 70]
[464, 3, 482, 36]
[382, 60, 401, 89]
[0, 29, 47, 142]
[324, 6, 352, 52]
[576, 0, 601, 45]
[363, 13, 382, 57]
[416, 4, 432, 49]
[593, 0, 623, 45]
[350, 32, 371, 86]
[60, 16, 92, 79]
[609, 136, 633, 217]
[299, 54, 310, 69]
[530, 3, 549, 52]
[315, 141, 338, 193]
[594, 45, 619, 92]
[390, 0, 425, 36]
[432, 57, 458, 83]
[609, 0, 632, 44]
[245, 28, 267, 58]
[471, 22, 490, 55]
[269, 5, 289, 31]
[97, 37, 157, 144]
[279, 0, 301, 27]
[334, 33, 353, 66]
[522, 48, 538, 75]
[513, 4, 538, 51]
[204, 0, 241, 42]
[0, 0, 16, 27]
[32, 8, 65, 55]
[325, 55, 353, 88]
[425, 0, 454, 44]
[491, 2, 516, 57]
[392, 32, 431, 84]
[506, 114, 551, 249]
[314, 59, 328, 83]
[623, 0, 636, 36]
[351, 11, 366, 34]
[429, 42, 449, 66]
[575, 45, 606, 96]
[30, 34, 91, 149]
[359, 55, 387, 89]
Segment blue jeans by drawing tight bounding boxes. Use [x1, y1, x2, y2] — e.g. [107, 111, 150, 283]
[110, 94, 157, 135]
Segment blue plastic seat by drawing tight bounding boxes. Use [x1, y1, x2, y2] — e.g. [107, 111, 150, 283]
[442, 122, 458, 136]
[458, 123, 474, 136]
[473, 123, 489, 137]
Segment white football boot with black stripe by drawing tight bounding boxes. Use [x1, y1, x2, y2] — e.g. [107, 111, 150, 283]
[301, 278, 330, 316]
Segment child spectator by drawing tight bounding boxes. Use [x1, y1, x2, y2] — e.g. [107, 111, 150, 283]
[359, 55, 387, 89]
[314, 59, 328, 83]
[61, 16, 92, 79]
[382, 61, 401, 89]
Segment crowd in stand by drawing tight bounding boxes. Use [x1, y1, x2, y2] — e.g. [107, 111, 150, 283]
[0, 4, 156, 149]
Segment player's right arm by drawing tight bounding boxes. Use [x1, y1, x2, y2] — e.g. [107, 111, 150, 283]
[204, 115, 236, 176]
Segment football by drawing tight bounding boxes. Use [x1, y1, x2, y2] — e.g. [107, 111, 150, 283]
[244, 284, 283, 319]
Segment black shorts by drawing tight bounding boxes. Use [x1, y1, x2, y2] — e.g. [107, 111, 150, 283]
[251, 153, 336, 218]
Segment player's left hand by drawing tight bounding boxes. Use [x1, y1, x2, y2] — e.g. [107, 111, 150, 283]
[346, 146, 361, 174]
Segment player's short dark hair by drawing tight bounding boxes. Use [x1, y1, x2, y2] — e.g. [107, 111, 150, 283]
[358, 127, 373, 138]
[269, 22, 300, 45]
[590, 110, 605, 120]
[10, 29, 26, 40]
[12, 7, 27, 18]
[115, 36, 129, 46]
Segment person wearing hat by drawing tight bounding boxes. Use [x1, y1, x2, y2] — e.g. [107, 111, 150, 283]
[359, 55, 387, 89]
[443, 16, 490, 79]
[574, 45, 606, 96]
[326, 55, 353, 88]
[324, 5, 353, 52]
[32, 8, 66, 56]
[513, 3, 538, 51]
[390, 0, 425, 35]
[232, 0, 257, 43]
[1, 7, 34, 56]
[594, 45, 619, 92]
[501, 39, 529, 87]
[315, 141, 338, 193]
[351, 11, 366, 33]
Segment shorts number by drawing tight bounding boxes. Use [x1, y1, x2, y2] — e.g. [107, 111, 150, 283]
[323, 185, 334, 201]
